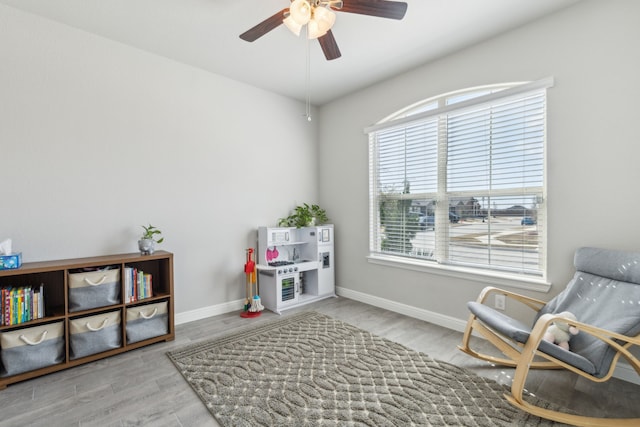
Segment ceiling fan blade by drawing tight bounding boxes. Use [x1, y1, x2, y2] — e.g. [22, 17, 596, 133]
[318, 30, 342, 60]
[336, 0, 407, 20]
[239, 8, 289, 42]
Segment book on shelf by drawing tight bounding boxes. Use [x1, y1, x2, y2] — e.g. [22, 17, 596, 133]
[124, 267, 154, 303]
[1, 283, 44, 326]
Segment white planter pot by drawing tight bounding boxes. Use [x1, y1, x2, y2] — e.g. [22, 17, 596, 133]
[138, 239, 155, 255]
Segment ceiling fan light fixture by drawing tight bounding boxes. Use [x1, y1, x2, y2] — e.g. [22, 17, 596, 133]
[307, 18, 328, 39]
[283, 15, 303, 36]
[313, 6, 336, 32]
[289, 0, 312, 25]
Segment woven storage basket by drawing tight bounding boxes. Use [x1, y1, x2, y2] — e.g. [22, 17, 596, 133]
[0, 321, 64, 377]
[126, 301, 168, 344]
[68, 268, 120, 312]
[70, 310, 121, 359]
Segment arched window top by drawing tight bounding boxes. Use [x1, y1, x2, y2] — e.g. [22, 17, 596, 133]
[380, 82, 525, 123]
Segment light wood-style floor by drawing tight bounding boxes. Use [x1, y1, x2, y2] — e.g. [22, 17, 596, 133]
[1, 296, 639, 426]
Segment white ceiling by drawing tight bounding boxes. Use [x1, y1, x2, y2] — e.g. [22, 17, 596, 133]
[1, 0, 580, 104]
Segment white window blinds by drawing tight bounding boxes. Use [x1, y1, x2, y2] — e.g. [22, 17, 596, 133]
[368, 79, 551, 278]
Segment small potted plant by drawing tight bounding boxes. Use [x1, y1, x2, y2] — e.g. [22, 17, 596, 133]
[138, 224, 164, 255]
[278, 203, 328, 228]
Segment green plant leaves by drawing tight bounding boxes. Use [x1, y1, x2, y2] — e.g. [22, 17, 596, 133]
[141, 224, 164, 243]
[278, 203, 328, 228]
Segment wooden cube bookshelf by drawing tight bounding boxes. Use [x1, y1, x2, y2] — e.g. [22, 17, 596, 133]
[0, 251, 174, 389]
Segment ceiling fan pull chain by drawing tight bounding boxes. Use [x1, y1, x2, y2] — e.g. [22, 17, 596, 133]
[305, 26, 312, 122]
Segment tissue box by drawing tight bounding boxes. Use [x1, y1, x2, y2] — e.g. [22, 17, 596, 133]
[0, 253, 22, 270]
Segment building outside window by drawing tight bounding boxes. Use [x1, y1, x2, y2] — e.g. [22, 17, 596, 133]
[366, 79, 553, 281]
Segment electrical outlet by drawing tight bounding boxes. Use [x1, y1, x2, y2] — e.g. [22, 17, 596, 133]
[495, 294, 506, 311]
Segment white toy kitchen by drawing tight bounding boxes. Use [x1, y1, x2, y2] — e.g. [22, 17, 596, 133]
[257, 225, 335, 314]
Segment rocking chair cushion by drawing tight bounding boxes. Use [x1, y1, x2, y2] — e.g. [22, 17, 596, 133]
[468, 301, 530, 343]
[537, 247, 640, 377]
[572, 246, 640, 285]
[468, 301, 597, 375]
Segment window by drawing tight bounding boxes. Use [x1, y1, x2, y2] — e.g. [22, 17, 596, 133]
[366, 79, 552, 280]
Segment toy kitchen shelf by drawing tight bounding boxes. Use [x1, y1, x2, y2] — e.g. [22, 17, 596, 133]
[257, 226, 335, 314]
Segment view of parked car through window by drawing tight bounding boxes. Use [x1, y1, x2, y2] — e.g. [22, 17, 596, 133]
[401, 197, 540, 270]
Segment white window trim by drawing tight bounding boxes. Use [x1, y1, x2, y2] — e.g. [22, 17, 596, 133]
[367, 254, 552, 293]
[366, 77, 554, 290]
[365, 77, 554, 134]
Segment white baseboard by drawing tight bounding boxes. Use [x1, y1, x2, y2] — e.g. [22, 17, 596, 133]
[172, 287, 468, 330]
[335, 286, 469, 333]
[174, 288, 468, 331]
[174, 288, 640, 385]
[175, 299, 244, 325]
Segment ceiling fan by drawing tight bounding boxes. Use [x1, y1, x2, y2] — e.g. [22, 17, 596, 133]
[239, 0, 408, 61]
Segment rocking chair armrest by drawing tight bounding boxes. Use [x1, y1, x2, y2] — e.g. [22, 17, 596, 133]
[476, 286, 548, 312]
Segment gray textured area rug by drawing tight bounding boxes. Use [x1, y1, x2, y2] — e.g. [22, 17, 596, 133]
[167, 312, 566, 426]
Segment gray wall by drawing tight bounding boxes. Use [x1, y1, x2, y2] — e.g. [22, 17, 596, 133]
[0, 4, 319, 315]
[2, 1, 639, 327]
[318, 0, 640, 322]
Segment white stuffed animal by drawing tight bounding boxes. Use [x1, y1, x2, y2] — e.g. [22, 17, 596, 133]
[542, 311, 579, 351]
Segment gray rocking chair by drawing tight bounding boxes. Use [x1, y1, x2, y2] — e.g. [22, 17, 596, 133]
[459, 247, 640, 426]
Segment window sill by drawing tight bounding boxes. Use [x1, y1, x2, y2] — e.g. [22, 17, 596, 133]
[366, 254, 552, 293]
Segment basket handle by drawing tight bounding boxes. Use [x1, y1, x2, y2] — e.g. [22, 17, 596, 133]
[86, 318, 109, 332]
[139, 307, 158, 319]
[19, 330, 48, 346]
[84, 275, 107, 286]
